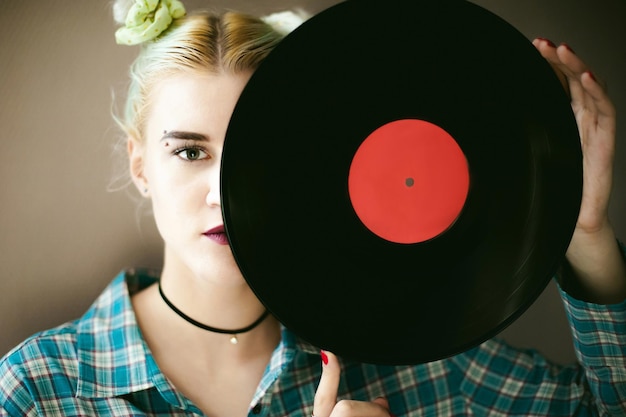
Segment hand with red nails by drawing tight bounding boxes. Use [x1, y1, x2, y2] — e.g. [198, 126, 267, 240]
[533, 38, 626, 304]
[313, 351, 393, 417]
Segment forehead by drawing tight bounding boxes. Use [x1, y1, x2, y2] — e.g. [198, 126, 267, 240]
[149, 71, 251, 109]
[145, 71, 252, 133]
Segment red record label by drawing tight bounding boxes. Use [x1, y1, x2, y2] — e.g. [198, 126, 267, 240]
[348, 119, 470, 243]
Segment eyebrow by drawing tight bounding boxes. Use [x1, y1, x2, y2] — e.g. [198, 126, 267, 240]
[160, 130, 209, 142]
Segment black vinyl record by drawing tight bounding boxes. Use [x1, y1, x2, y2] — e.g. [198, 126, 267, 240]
[221, 0, 582, 365]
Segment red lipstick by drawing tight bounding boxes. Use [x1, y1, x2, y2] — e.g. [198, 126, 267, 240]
[203, 225, 229, 245]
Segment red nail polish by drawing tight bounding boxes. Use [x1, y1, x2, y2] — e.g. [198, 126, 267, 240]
[320, 350, 329, 365]
[537, 37, 555, 47]
[586, 71, 597, 82]
[560, 43, 575, 54]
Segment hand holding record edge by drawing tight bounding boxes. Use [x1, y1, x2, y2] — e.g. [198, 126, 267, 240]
[533, 38, 626, 304]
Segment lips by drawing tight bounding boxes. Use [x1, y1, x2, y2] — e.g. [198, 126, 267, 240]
[203, 225, 229, 245]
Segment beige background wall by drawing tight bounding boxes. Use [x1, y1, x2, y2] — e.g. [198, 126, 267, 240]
[1, 0, 625, 363]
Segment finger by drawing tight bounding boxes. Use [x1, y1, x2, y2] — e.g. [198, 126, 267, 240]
[329, 399, 392, 417]
[553, 43, 613, 115]
[314, 350, 340, 417]
[533, 38, 587, 99]
[532, 38, 571, 97]
[533, 38, 609, 120]
[532, 38, 564, 69]
[533, 39, 588, 78]
[582, 71, 615, 121]
[555, 43, 588, 75]
[554, 43, 595, 110]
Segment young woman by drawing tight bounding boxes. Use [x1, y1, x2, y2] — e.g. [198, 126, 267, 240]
[1, 1, 625, 416]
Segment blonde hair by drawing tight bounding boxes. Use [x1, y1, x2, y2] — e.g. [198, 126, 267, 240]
[116, 11, 283, 143]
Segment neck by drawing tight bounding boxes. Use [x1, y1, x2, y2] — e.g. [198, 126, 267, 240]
[156, 254, 275, 344]
[133, 282, 281, 362]
[158, 280, 270, 344]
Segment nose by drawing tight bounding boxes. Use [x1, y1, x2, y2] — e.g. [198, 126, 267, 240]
[206, 164, 221, 207]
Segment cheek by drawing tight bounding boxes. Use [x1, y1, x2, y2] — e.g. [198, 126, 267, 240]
[141, 149, 213, 230]
[150, 171, 207, 213]
[144, 150, 201, 196]
[144, 158, 199, 205]
[149, 176, 206, 242]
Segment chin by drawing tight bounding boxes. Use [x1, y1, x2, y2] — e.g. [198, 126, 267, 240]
[193, 256, 246, 285]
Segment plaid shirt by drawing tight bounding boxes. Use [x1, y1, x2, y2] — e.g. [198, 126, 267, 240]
[1, 269, 625, 417]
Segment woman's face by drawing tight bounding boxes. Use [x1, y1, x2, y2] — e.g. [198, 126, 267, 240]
[129, 71, 252, 282]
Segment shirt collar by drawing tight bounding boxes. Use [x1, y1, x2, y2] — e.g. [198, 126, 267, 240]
[251, 324, 320, 406]
[74, 268, 320, 404]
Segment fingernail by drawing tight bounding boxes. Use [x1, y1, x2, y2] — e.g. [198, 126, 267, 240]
[585, 71, 597, 82]
[320, 350, 329, 365]
[560, 43, 575, 54]
[537, 37, 555, 47]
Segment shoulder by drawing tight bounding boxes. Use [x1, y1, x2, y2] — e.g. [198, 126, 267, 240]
[1, 320, 79, 366]
[0, 269, 156, 387]
[447, 336, 587, 394]
[0, 321, 80, 415]
[0, 269, 157, 414]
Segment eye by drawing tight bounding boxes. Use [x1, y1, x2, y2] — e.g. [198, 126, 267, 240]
[174, 146, 209, 161]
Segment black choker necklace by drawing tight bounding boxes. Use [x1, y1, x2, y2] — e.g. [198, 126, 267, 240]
[158, 281, 270, 345]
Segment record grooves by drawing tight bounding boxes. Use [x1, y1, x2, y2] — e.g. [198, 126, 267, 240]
[221, 0, 582, 364]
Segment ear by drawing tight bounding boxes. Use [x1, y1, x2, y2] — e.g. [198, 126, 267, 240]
[128, 137, 149, 197]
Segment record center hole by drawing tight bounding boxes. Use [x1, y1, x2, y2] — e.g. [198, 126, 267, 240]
[405, 178, 414, 187]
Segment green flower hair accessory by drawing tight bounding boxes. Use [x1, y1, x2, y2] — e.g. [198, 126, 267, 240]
[115, 0, 186, 45]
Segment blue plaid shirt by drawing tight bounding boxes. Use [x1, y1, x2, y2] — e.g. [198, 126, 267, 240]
[1, 268, 625, 416]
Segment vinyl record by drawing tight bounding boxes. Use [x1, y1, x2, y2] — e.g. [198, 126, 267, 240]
[221, 0, 582, 365]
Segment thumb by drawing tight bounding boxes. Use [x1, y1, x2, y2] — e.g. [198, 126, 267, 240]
[313, 350, 340, 417]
